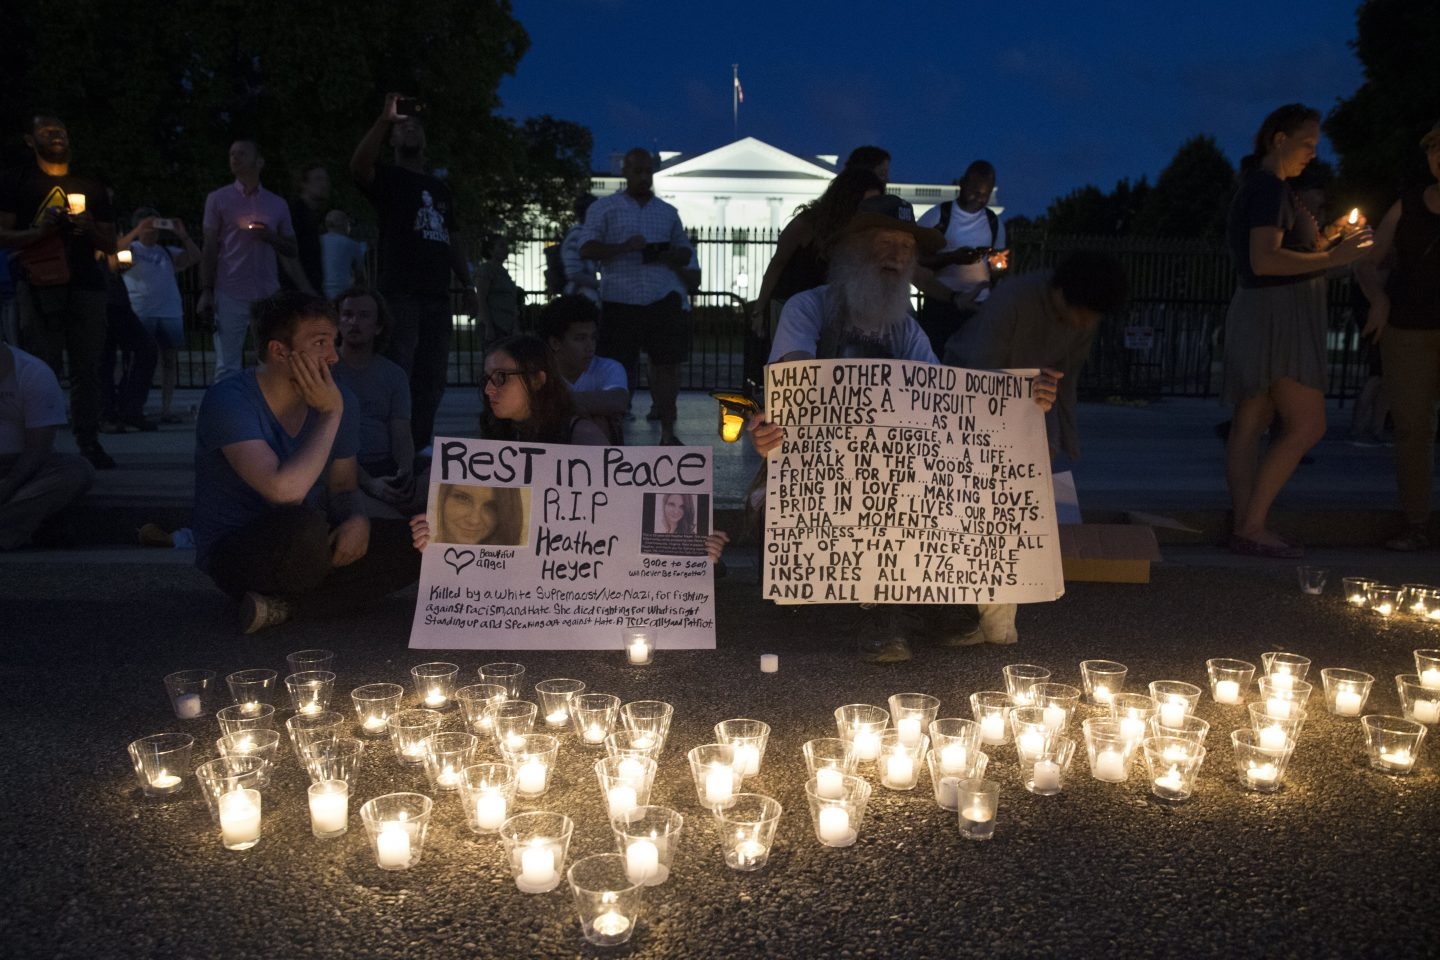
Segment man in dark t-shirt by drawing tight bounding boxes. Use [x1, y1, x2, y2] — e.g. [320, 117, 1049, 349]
[286, 163, 328, 292]
[350, 94, 482, 456]
[0, 111, 117, 469]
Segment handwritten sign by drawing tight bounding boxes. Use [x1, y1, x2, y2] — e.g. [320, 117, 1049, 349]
[409, 437, 717, 650]
[763, 359, 1063, 605]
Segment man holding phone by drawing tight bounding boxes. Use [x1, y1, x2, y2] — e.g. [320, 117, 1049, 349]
[351, 94, 481, 460]
[198, 140, 298, 381]
[914, 160, 1008, 357]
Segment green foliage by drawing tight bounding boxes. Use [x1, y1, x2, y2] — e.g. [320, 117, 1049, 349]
[1133, 135, 1235, 240]
[2, 1, 592, 241]
[1325, 0, 1440, 211]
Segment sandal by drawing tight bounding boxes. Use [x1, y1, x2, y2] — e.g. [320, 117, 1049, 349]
[1228, 534, 1303, 560]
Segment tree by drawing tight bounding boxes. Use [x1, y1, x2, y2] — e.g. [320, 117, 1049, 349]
[1133, 135, 1235, 239]
[1041, 177, 1150, 236]
[1325, 0, 1440, 211]
[3, 2, 591, 239]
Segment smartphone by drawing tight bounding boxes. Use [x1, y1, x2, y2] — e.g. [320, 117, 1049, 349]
[152, 217, 175, 231]
[395, 98, 426, 119]
[246, 221, 267, 231]
[641, 241, 671, 263]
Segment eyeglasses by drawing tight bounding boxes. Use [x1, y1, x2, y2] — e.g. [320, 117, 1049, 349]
[482, 369, 523, 389]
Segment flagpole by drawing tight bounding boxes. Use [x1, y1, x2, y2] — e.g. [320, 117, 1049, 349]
[732, 64, 738, 140]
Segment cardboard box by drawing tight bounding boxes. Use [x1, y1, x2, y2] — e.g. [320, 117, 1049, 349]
[1059, 524, 1161, 584]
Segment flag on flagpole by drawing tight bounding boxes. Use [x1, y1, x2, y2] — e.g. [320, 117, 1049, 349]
[734, 73, 744, 104]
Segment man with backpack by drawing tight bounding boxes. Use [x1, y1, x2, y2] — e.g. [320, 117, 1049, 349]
[915, 160, 1007, 357]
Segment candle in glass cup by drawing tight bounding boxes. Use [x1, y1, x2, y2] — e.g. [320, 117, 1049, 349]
[516, 759, 547, 795]
[607, 784, 638, 820]
[815, 767, 844, 799]
[1033, 759, 1061, 792]
[1214, 680, 1241, 705]
[852, 729, 881, 761]
[66, 193, 86, 215]
[520, 842, 557, 887]
[817, 807, 851, 844]
[475, 792, 507, 831]
[625, 839, 659, 884]
[376, 822, 411, 868]
[704, 765, 733, 806]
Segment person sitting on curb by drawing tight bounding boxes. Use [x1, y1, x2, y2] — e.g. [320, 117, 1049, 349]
[538, 295, 629, 444]
[748, 194, 1059, 662]
[0, 340, 94, 549]
[192, 290, 420, 633]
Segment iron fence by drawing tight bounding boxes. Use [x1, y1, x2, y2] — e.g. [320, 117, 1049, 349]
[165, 227, 1368, 401]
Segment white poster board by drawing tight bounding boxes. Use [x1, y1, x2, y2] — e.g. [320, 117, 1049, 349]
[409, 438, 717, 650]
[763, 359, 1063, 604]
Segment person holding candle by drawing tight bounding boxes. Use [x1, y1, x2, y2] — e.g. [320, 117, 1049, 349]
[192, 291, 421, 632]
[1353, 119, 1440, 553]
[117, 209, 200, 426]
[539, 296, 628, 444]
[1220, 104, 1374, 559]
[198, 139, 303, 382]
[0, 111, 118, 469]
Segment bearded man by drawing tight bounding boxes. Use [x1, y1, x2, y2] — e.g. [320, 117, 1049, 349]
[769, 195, 940, 364]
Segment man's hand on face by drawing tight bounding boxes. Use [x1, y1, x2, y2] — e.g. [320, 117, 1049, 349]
[290, 350, 343, 416]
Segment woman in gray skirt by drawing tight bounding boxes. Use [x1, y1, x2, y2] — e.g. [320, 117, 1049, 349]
[1222, 104, 1374, 558]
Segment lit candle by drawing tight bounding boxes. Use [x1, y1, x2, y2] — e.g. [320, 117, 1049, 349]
[1033, 759, 1061, 791]
[1270, 670, 1294, 692]
[884, 752, 915, 787]
[519, 841, 557, 889]
[1411, 699, 1440, 724]
[66, 193, 86, 215]
[1120, 716, 1146, 743]
[1374, 601, 1395, 617]
[938, 743, 968, 776]
[1333, 689, 1363, 717]
[936, 776, 960, 808]
[436, 765, 460, 788]
[961, 803, 995, 824]
[363, 715, 387, 733]
[1162, 744, 1191, 764]
[720, 413, 744, 443]
[592, 911, 631, 937]
[1011, 689, 1033, 707]
[607, 784, 638, 821]
[817, 806, 853, 844]
[424, 690, 446, 708]
[1016, 729, 1045, 761]
[1093, 684, 1113, 705]
[1379, 748, 1415, 771]
[616, 758, 646, 786]
[376, 822, 410, 867]
[1246, 762, 1278, 788]
[150, 769, 181, 790]
[1266, 697, 1293, 720]
[733, 743, 760, 777]
[299, 702, 321, 716]
[516, 759, 547, 795]
[232, 735, 254, 754]
[979, 714, 1006, 745]
[627, 638, 653, 664]
[1159, 698, 1187, 728]
[852, 729, 882, 761]
[815, 767, 844, 800]
[1421, 669, 1440, 691]
[239, 701, 260, 716]
[504, 733, 526, 752]
[309, 789, 347, 834]
[625, 839, 659, 884]
[1153, 765, 1185, 797]
[219, 790, 261, 848]
[704, 765, 733, 806]
[733, 839, 767, 868]
[1093, 749, 1126, 781]
[475, 792, 507, 830]
[1348, 207, 1359, 226]
[631, 735, 655, 750]
[584, 724, 607, 744]
[175, 694, 202, 719]
[896, 716, 923, 747]
[1042, 704, 1066, 732]
[116, 249, 133, 265]
[1348, 592, 1367, 606]
[1258, 724, 1289, 752]
[403, 743, 426, 760]
[545, 709, 568, 726]
[1214, 680, 1241, 705]
[759, 654, 779, 673]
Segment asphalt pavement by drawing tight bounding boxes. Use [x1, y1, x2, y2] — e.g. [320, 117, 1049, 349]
[2, 389, 1437, 959]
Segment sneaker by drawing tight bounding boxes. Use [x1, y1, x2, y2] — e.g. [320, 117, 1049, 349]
[1386, 526, 1431, 552]
[78, 440, 117, 470]
[122, 414, 160, 432]
[240, 592, 294, 634]
[942, 626, 990, 647]
[859, 636, 912, 663]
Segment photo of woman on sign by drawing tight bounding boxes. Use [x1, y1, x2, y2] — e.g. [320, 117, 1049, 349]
[426, 483, 526, 547]
[656, 493, 697, 536]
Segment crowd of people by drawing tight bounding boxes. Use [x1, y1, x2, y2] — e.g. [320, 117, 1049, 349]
[0, 101, 1435, 654]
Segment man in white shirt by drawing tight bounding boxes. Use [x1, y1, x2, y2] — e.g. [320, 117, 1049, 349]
[579, 148, 693, 444]
[540, 295, 628, 444]
[914, 161, 1008, 357]
[0, 341, 93, 548]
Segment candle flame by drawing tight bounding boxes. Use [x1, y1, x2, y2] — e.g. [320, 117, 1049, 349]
[1348, 208, 1359, 225]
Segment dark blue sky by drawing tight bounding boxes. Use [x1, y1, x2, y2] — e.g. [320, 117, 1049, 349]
[498, 1, 1365, 218]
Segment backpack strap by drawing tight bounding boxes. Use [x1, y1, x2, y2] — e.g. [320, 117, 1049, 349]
[936, 200, 953, 235]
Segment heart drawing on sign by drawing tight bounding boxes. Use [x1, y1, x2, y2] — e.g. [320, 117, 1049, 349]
[444, 548, 476, 575]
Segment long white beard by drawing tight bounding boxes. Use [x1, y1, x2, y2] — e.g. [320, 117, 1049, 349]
[828, 249, 913, 337]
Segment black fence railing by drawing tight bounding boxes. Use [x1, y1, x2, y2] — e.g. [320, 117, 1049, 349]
[163, 228, 1368, 401]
